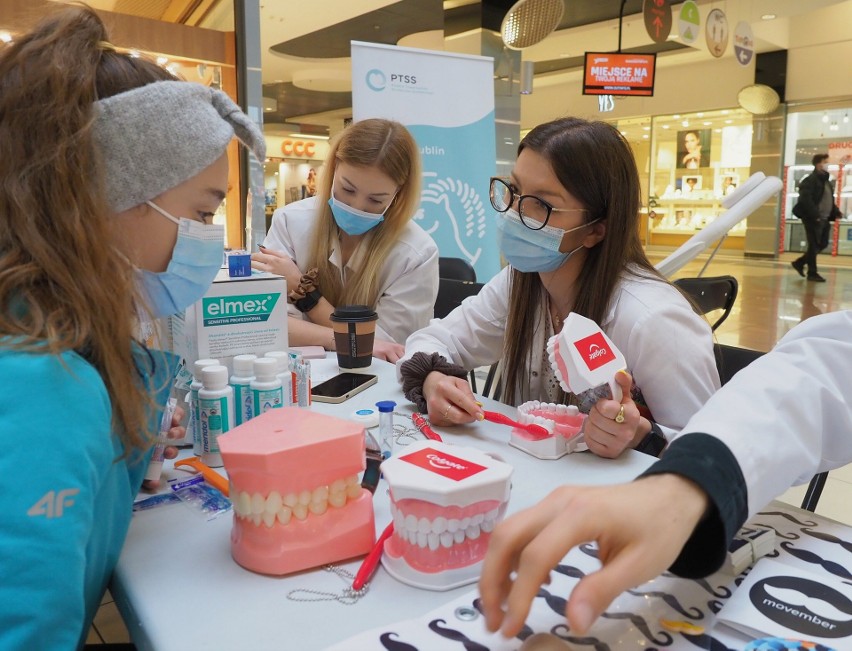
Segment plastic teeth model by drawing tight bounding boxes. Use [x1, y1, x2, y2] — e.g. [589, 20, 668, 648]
[508, 400, 587, 460]
[219, 407, 375, 575]
[380, 441, 512, 591]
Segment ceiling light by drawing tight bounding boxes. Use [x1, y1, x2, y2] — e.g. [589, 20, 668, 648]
[844, 113, 849, 124]
[643, 126, 651, 131]
[822, 112, 829, 123]
[703, 121, 712, 125]
[642, 134, 649, 139]
[725, 119, 733, 124]
[287, 133, 329, 140]
[761, 14, 776, 20]
[501, 0, 564, 50]
[673, 114, 680, 119]
[0, 31, 13, 44]
[697, 112, 704, 117]
[737, 84, 781, 115]
[682, 120, 689, 127]
[662, 125, 670, 129]
[128, 49, 140, 58]
[156, 56, 168, 66]
[262, 97, 277, 113]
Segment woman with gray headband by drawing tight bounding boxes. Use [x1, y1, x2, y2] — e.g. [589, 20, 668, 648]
[0, 6, 264, 648]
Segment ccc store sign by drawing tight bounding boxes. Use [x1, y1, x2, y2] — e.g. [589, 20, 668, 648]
[281, 139, 316, 158]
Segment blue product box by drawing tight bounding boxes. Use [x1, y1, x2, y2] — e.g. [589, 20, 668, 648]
[227, 251, 252, 278]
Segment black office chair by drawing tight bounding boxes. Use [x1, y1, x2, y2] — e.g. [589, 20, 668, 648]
[674, 275, 738, 331]
[438, 257, 477, 282]
[714, 343, 829, 512]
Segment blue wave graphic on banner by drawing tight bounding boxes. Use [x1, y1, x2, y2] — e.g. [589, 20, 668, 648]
[408, 113, 500, 281]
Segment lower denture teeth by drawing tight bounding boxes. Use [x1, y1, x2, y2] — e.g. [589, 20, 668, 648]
[309, 501, 328, 516]
[467, 524, 481, 539]
[277, 507, 292, 525]
[293, 504, 308, 520]
[262, 511, 276, 528]
[453, 529, 465, 544]
[428, 533, 440, 550]
[298, 490, 311, 506]
[417, 532, 428, 548]
[481, 519, 494, 533]
[440, 532, 453, 548]
[329, 492, 346, 508]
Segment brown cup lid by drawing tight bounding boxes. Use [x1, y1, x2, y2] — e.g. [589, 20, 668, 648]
[330, 304, 378, 323]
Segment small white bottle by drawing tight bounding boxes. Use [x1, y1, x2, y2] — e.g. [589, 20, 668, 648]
[190, 358, 220, 455]
[198, 365, 234, 468]
[230, 354, 256, 425]
[265, 351, 293, 406]
[251, 357, 284, 416]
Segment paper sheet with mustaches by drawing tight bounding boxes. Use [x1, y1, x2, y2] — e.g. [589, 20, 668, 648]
[716, 557, 851, 647]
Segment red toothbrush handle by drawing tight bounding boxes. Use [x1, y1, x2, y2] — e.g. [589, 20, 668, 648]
[411, 412, 443, 442]
[352, 523, 394, 591]
[482, 410, 518, 427]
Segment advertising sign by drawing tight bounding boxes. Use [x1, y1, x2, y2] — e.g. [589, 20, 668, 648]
[583, 52, 656, 97]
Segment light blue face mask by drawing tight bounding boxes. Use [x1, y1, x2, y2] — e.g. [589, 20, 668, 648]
[136, 201, 225, 317]
[327, 178, 397, 236]
[496, 209, 598, 273]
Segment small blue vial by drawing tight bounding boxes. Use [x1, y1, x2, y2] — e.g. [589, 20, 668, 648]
[375, 400, 396, 459]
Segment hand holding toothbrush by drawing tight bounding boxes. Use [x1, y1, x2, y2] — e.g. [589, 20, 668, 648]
[141, 404, 186, 491]
[583, 370, 649, 459]
[422, 371, 484, 426]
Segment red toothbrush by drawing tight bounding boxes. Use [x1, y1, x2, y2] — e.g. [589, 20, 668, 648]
[352, 523, 394, 591]
[411, 412, 443, 442]
[482, 410, 554, 440]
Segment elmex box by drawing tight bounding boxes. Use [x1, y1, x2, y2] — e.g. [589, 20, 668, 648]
[171, 269, 288, 371]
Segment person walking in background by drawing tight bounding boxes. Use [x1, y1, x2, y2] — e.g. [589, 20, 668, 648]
[791, 153, 841, 282]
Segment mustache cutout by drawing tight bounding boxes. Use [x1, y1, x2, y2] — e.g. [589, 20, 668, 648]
[757, 510, 818, 528]
[550, 624, 611, 651]
[427, 619, 489, 651]
[781, 541, 852, 579]
[684, 576, 732, 598]
[801, 527, 852, 554]
[536, 587, 568, 617]
[707, 599, 725, 614]
[553, 563, 587, 580]
[380, 632, 419, 651]
[626, 588, 704, 619]
[764, 584, 852, 621]
[599, 611, 673, 645]
[579, 543, 599, 559]
[681, 631, 736, 650]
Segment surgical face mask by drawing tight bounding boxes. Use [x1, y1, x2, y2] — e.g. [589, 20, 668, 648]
[327, 177, 397, 236]
[496, 208, 597, 273]
[136, 201, 224, 317]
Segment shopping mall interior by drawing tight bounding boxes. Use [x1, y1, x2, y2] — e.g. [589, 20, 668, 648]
[3, 0, 852, 644]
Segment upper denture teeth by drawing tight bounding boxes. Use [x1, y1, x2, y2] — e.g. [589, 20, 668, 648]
[418, 517, 431, 534]
[431, 516, 447, 534]
[266, 491, 282, 515]
[472, 513, 484, 526]
[405, 514, 418, 531]
[262, 511, 276, 528]
[298, 490, 311, 506]
[237, 492, 251, 517]
[251, 493, 265, 515]
[283, 492, 298, 508]
[448, 518, 460, 533]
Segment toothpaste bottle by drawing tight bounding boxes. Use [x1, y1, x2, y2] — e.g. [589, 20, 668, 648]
[198, 365, 234, 468]
[144, 397, 178, 484]
[251, 357, 284, 416]
[230, 354, 256, 425]
[190, 358, 220, 455]
[264, 351, 293, 406]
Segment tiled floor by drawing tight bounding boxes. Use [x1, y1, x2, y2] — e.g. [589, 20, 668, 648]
[87, 248, 852, 645]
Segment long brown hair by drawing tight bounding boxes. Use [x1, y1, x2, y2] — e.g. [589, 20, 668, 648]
[0, 6, 175, 451]
[309, 119, 422, 310]
[502, 117, 664, 404]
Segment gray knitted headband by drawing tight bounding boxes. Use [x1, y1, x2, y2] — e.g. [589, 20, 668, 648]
[92, 81, 266, 213]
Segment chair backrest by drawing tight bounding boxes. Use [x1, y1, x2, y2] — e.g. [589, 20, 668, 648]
[673, 275, 738, 331]
[713, 343, 764, 386]
[438, 257, 477, 282]
[434, 278, 483, 319]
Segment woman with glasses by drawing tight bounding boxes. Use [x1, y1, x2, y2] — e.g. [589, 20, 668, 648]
[399, 117, 719, 459]
[252, 119, 439, 363]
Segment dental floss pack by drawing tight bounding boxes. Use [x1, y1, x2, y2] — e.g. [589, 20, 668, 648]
[166, 475, 232, 520]
[219, 407, 375, 576]
[380, 440, 512, 591]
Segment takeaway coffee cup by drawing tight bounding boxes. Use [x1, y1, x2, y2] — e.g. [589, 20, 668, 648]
[330, 305, 378, 369]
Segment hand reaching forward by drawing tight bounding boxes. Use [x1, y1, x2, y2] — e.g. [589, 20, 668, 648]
[478, 474, 709, 638]
[251, 246, 303, 294]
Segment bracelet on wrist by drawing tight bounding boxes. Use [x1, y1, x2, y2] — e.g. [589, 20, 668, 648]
[635, 421, 667, 457]
[293, 289, 322, 313]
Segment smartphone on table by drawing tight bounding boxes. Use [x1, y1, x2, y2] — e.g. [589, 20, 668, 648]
[310, 372, 378, 404]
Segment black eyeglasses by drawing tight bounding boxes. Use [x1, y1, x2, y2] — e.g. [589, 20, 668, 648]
[489, 177, 587, 230]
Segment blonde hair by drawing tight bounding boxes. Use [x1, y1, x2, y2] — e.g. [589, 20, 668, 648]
[308, 119, 422, 307]
[0, 6, 176, 452]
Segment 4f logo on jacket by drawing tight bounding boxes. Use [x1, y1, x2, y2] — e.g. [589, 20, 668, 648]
[27, 489, 80, 518]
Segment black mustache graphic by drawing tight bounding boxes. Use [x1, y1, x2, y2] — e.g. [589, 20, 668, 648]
[550, 624, 611, 651]
[536, 586, 568, 617]
[680, 631, 736, 650]
[553, 563, 587, 580]
[801, 527, 852, 553]
[781, 541, 852, 579]
[626, 588, 704, 619]
[757, 510, 817, 527]
[599, 611, 673, 646]
[707, 599, 725, 614]
[752, 522, 800, 540]
[379, 632, 419, 651]
[427, 620, 489, 651]
[688, 577, 732, 598]
[579, 543, 599, 559]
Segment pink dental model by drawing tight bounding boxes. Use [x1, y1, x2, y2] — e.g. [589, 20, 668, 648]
[509, 401, 587, 460]
[380, 440, 512, 591]
[219, 407, 375, 575]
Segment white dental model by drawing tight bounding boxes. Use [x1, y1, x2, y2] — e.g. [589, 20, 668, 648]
[508, 400, 587, 460]
[380, 441, 512, 591]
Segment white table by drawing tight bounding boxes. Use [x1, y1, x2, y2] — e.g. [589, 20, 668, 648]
[112, 356, 654, 651]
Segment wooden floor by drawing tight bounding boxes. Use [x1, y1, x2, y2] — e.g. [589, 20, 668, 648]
[87, 248, 852, 645]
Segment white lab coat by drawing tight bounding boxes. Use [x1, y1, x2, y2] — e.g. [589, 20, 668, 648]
[263, 197, 439, 344]
[401, 265, 720, 440]
[674, 309, 852, 520]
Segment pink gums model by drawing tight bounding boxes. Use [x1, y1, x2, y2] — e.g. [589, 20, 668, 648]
[380, 441, 512, 591]
[509, 400, 587, 460]
[219, 407, 375, 575]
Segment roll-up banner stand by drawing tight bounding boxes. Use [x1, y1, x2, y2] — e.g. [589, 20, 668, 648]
[351, 41, 499, 281]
